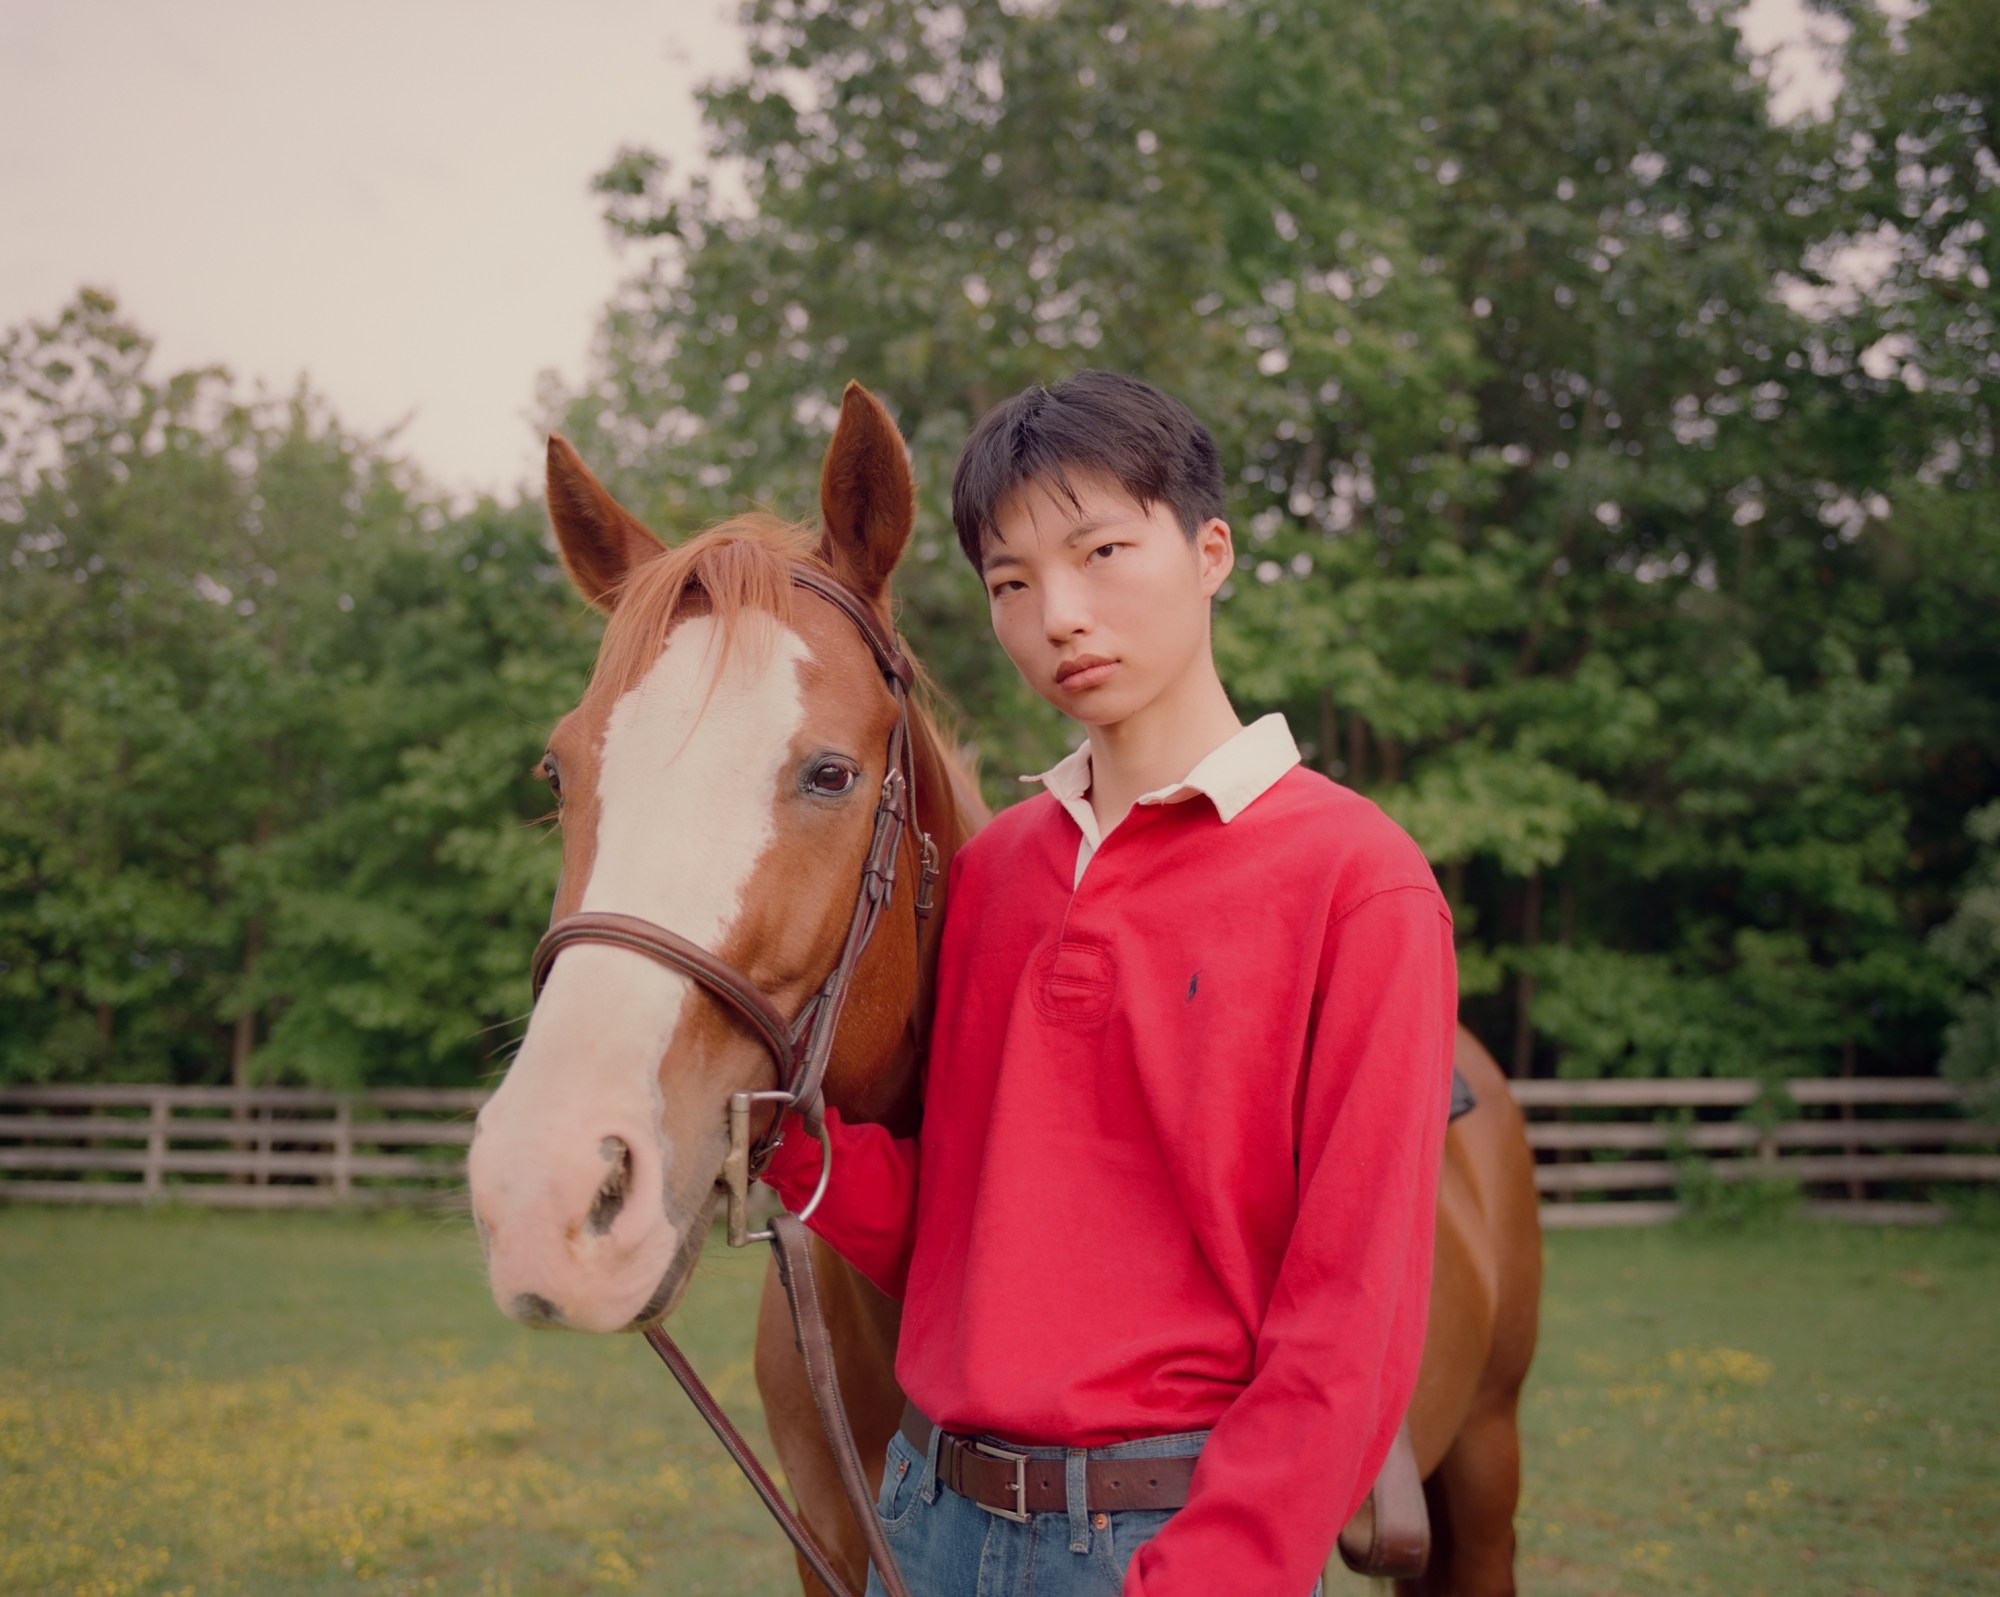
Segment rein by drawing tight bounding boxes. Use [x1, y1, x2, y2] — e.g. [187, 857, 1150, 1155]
[529, 564, 932, 1597]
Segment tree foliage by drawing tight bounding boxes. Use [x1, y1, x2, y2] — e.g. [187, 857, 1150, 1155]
[3, 0, 1995, 1086]
[1, 292, 590, 1086]
[1932, 802, 2000, 1096]
[552, 0, 1997, 1080]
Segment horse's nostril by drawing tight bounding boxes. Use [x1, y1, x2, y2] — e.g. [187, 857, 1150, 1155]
[513, 1292, 564, 1327]
[588, 1135, 633, 1236]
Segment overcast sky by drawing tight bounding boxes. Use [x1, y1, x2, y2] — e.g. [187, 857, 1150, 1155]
[0, 1, 1841, 502]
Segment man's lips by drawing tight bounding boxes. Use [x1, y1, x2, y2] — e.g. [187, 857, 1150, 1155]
[1054, 655, 1117, 689]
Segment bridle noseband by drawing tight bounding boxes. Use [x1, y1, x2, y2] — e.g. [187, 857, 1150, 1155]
[528, 565, 939, 1241]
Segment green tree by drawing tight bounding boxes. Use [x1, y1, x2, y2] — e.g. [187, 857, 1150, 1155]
[562, 0, 1990, 1079]
[1812, 0, 2000, 943]
[0, 292, 589, 1087]
[1932, 802, 2000, 1096]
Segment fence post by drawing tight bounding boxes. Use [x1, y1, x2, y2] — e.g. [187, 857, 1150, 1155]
[144, 1093, 169, 1200]
[333, 1099, 353, 1200]
[1755, 1081, 1780, 1174]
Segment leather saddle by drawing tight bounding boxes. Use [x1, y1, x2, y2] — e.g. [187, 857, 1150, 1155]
[1335, 1418, 1428, 1578]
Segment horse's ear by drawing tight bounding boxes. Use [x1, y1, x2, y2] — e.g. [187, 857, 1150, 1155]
[816, 382, 914, 607]
[545, 434, 665, 612]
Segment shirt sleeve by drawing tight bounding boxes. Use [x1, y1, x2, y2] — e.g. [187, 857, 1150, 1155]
[1124, 884, 1457, 1597]
[758, 1104, 922, 1300]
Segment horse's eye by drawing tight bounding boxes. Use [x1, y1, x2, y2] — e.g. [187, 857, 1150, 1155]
[541, 753, 562, 801]
[806, 758, 860, 798]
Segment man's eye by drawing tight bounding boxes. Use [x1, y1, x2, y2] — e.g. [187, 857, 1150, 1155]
[1090, 543, 1119, 561]
[806, 759, 860, 797]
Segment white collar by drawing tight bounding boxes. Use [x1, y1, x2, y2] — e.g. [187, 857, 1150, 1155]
[1022, 713, 1301, 845]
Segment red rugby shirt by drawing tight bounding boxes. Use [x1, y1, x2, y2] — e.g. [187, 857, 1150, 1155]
[764, 720, 1456, 1597]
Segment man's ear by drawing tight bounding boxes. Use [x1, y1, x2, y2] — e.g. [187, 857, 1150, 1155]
[545, 434, 666, 612]
[1196, 516, 1235, 600]
[816, 382, 915, 609]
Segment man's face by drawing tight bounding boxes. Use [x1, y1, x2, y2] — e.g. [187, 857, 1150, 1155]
[981, 470, 1232, 731]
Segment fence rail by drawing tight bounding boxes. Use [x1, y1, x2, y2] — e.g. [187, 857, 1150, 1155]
[1515, 1076, 1999, 1228]
[2, 1079, 1995, 1225]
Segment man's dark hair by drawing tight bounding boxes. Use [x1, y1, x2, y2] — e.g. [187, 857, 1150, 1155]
[949, 370, 1226, 569]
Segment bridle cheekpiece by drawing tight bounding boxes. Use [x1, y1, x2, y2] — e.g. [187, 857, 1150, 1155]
[528, 565, 939, 1245]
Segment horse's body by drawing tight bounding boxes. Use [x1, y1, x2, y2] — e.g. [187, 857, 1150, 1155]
[468, 385, 1540, 1597]
[757, 1038, 1540, 1597]
[1402, 1028, 1542, 1597]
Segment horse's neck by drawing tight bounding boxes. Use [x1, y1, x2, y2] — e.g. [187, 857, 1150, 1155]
[905, 707, 987, 1072]
[826, 706, 984, 1134]
[912, 705, 990, 881]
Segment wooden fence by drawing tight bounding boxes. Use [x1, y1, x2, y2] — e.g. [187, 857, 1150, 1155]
[2, 1078, 1995, 1225]
[1517, 1076, 2000, 1228]
[0, 1085, 483, 1208]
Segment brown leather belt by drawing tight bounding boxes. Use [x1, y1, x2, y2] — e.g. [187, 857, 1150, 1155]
[899, 1403, 1196, 1519]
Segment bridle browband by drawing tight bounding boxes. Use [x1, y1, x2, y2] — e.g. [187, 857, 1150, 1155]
[528, 564, 939, 1229]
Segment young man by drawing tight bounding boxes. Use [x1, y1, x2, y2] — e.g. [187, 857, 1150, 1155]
[762, 371, 1456, 1596]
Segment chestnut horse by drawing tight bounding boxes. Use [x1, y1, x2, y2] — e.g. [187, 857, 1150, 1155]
[467, 384, 1541, 1597]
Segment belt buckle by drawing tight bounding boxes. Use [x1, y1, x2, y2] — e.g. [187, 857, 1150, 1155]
[966, 1438, 1031, 1522]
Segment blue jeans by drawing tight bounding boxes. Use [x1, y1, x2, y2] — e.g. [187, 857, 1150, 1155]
[862, 1423, 1323, 1597]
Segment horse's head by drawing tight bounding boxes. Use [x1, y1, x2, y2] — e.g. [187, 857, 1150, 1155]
[469, 383, 938, 1332]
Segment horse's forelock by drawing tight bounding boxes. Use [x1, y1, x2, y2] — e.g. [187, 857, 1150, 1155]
[585, 512, 982, 849]
[591, 515, 820, 700]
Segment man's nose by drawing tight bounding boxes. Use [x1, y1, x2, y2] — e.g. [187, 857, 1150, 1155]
[1041, 575, 1090, 643]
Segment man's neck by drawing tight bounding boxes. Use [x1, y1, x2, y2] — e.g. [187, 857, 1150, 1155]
[1084, 662, 1243, 838]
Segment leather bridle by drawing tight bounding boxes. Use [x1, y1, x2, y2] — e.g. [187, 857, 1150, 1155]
[528, 565, 939, 1225]
[524, 563, 934, 1597]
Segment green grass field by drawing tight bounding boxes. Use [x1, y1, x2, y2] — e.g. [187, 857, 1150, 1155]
[1, 1207, 1994, 1596]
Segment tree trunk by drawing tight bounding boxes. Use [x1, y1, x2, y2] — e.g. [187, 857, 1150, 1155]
[230, 794, 277, 1178]
[1511, 868, 1543, 1078]
[230, 916, 263, 1183]
[1378, 730, 1401, 786]
[232, 803, 277, 1096]
[1840, 1035, 1863, 1203]
[230, 993, 258, 1089]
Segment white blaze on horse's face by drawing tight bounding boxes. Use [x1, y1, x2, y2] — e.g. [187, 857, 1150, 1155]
[469, 613, 808, 1333]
